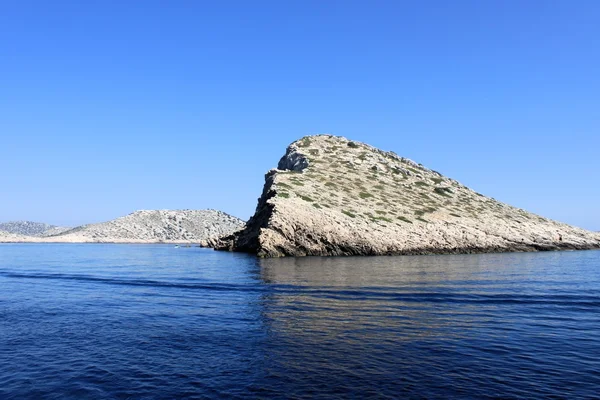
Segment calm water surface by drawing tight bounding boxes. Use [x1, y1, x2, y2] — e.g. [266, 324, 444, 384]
[1, 244, 599, 399]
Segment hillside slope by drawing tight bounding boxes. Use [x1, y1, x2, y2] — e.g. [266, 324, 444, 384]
[0, 210, 244, 244]
[49, 210, 244, 243]
[0, 230, 33, 243]
[0, 221, 71, 237]
[216, 135, 600, 257]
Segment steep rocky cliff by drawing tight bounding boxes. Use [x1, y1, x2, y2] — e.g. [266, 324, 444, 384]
[216, 135, 600, 257]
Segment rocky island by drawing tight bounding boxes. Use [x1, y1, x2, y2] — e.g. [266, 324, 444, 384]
[0, 210, 244, 244]
[216, 135, 600, 257]
[0, 221, 71, 237]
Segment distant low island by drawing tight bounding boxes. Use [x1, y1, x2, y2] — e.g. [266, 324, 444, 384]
[0, 210, 244, 245]
[3, 135, 600, 258]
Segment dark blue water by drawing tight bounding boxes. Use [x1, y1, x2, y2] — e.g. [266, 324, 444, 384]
[1, 244, 599, 399]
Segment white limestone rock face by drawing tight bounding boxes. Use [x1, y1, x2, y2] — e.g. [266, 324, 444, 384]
[216, 135, 600, 257]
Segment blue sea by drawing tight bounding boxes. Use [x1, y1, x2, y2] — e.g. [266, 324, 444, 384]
[1, 244, 599, 399]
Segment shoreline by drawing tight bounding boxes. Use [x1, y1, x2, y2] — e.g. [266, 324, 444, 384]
[0, 239, 210, 245]
[3, 240, 600, 259]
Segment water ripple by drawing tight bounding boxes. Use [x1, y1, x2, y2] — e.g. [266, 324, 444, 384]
[0, 245, 599, 399]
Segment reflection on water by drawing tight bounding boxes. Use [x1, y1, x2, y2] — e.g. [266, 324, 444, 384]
[257, 252, 600, 398]
[0, 245, 599, 399]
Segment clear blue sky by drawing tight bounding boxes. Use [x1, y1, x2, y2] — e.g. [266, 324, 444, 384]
[1, 1, 598, 230]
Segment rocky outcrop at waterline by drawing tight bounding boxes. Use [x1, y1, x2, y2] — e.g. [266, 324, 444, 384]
[0, 210, 245, 244]
[215, 135, 600, 257]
